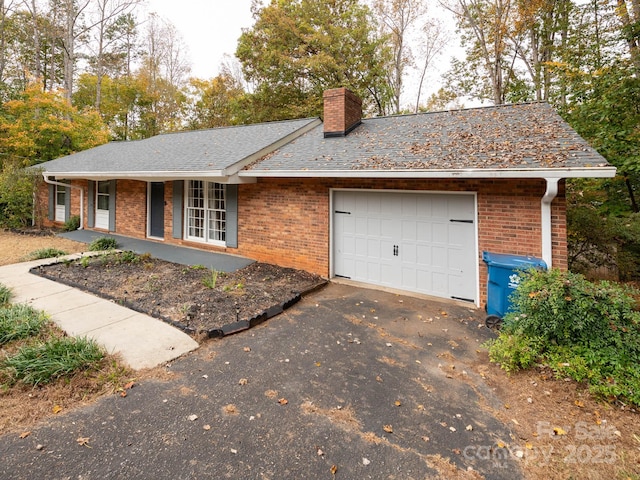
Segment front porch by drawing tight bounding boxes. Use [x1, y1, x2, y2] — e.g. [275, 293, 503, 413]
[58, 230, 253, 272]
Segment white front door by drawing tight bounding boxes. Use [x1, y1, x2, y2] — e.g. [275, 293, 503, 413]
[95, 181, 110, 230]
[333, 190, 478, 303]
[54, 184, 66, 222]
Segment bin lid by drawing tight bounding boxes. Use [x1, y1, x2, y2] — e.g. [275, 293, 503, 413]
[482, 251, 547, 269]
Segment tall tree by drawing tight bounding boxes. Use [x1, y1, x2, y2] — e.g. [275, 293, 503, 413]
[0, 82, 108, 163]
[87, 0, 141, 111]
[236, 0, 392, 121]
[187, 70, 245, 130]
[373, 0, 426, 113]
[414, 16, 448, 112]
[136, 14, 190, 135]
[445, 0, 514, 105]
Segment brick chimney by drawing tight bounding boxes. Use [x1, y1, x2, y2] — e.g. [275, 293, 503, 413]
[323, 87, 362, 137]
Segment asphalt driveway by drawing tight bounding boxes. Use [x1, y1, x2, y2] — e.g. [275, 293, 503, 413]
[0, 283, 522, 480]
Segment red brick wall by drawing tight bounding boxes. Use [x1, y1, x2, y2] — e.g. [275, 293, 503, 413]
[115, 180, 147, 236]
[36, 177, 567, 307]
[237, 177, 567, 307]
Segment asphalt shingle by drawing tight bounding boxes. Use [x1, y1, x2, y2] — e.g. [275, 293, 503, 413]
[248, 103, 611, 173]
[38, 118, 318, 176]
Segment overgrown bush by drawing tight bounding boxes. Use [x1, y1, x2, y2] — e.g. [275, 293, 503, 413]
[89, 236, 117, 251]
[0, 161, 40, 229]
[567, 177, 640, 280]
[487, 268, 640, 406]
[63, 215, 80, 231]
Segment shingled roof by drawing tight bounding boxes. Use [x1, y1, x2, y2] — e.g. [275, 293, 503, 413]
[38, 118, 320, 181]
[243, 103, 615, 179]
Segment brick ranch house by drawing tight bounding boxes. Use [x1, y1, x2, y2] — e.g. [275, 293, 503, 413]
[36, 88, 615, 307]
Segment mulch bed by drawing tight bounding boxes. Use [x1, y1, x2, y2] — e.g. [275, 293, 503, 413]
[32, 252, 326, 338]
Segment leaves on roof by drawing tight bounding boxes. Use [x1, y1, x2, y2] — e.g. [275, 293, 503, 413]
[349, 103, 597, 170]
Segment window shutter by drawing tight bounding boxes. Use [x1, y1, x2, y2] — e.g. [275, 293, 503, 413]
[87, 181, 95, 228]
[226, 184, 238, 248]
[48, 184, 55, 221]
[64, 184, 71, 222]
[108, 180, 116, 232]
[172, 180, 183, 239]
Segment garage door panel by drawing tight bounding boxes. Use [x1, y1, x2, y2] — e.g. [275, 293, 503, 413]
[416, 244, 431, 265]
[432, 223, 448, 244]
[367, 218, 380, 236]
[417, 221, 431, 242]
[401, 267, 417, 289]
[334, 191, 477, 302]
[401, 220, 416, 242]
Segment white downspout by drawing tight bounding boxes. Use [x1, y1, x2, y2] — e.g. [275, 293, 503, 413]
[541, 178, 560, 268]
[43, 175, 84, 230]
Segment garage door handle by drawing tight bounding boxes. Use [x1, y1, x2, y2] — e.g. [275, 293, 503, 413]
[450, 219, 473, 223]
[393, 245, 399, 256]
[335, 210, 351, 215]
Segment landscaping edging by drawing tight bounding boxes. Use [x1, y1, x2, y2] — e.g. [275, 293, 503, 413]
[29, 256, 328, 340]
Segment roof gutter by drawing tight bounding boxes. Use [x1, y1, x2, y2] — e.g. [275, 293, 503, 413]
[239, 166, 616, 179]
[541, 178, 560, 268]
[43, 175, 84, 230]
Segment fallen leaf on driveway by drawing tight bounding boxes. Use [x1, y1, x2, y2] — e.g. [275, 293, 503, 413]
[394, 400, 402, 407]
[362, 457, 371, 465]
[330, 464, 338, 475]
[243, 347, 251, 352]
[52, 405, 62, 414]
[19, 432, 30, 439]
[278, 398, 288, 405]
[553, 427, 567, 436]
[188, 414, 198, 421]
[76, 437, 91, 448]
[123, 381, 135, 390]
[383, 425, 393, 433]
[238, 378, 248, 385]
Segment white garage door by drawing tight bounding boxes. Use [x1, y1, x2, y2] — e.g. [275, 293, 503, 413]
[333, 190, 477, 303]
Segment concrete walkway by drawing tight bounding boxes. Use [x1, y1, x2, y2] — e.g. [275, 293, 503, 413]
[0, 255, 199, 370]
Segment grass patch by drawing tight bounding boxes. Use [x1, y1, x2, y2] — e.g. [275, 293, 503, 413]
[1, 336, 104, 387]
[89, 236, 118, 251]
[0, 283, 12, 306]
[202, 267, 219, 289]
[28, 247, 68, 260]
[0, 304, 47, 345]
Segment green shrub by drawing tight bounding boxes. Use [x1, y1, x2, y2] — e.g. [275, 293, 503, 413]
[117, 251, 140, 264]
[0, 284, 12, 306]
[0, 304, 47, 345]
[89, 236, 117, 251]
[1, 336, 104, 386]
[0, 161, 38, 229]
[487, 268, 640, 406]
[63, 215, 80, 231]
[486, 334, 545, 373]
[28, 247, 68, 260]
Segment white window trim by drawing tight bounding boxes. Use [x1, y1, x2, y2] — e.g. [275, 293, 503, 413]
[183, 180, 227, 246]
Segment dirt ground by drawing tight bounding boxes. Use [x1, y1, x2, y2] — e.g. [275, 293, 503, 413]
[0, 230, 639, 479]
[33, 253, 325, 334]
[0, 229, 87, 266]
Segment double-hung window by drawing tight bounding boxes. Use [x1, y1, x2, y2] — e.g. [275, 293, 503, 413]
[185, 180, 226, 244]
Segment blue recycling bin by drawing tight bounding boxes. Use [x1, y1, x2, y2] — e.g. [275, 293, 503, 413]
[482, 251, 547, 328]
